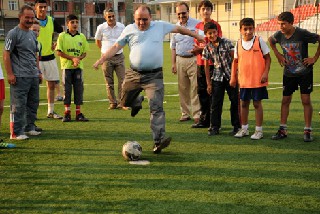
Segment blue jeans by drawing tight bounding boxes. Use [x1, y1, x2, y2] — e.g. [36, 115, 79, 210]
[10, 77, 39, 135]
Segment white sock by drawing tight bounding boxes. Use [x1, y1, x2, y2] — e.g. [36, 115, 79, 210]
[48, 103, 54, 114]
[242, 124, 248, 130]
[256, 126, 262, 132]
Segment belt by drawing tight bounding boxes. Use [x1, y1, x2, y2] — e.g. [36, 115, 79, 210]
[131, 67, 162, 74]
[177, 54, 194, 58]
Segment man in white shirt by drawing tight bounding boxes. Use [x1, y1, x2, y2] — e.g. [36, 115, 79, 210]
[95, 9, 126, 110]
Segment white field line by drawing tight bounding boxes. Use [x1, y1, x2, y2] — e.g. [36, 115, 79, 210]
[4, 83, 320, 107]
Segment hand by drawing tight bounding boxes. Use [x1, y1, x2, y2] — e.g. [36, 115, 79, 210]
[260, 72, 268, 84]
[72, 57, 80, 67]
[195, 34, 205, 43]
[39, 73, 43, 84]
[172, 64, 177, 74]
[93, 60, 101, 70]
[229, 78, 237, 88]
[190, 44, 203, 55]
[207, 84, 212, 95]
[51, 42, 57, 51]
[7, 74, 16, 85]
[303, 57, 316, 66]
[275, 53, 287, 67]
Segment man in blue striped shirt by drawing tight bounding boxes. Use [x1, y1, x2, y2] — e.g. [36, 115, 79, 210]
[170, 2, 201, 124]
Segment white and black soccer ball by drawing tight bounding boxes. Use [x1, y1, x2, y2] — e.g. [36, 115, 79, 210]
[122, 141, 142, 161]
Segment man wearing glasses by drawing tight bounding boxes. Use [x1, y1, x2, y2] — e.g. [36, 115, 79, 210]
[94, 5, 204, 154]
[95, 9, 126, 110]
[170, 2, 201, 124]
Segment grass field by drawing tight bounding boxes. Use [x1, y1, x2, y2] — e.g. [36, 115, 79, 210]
[0, 41, 320, 213]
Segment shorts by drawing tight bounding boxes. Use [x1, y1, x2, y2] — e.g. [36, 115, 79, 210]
[283, 72, 313, 96]
[0, 79, 5, 100]
[39, 59, 60, 81]
[240, 87, 268, 101]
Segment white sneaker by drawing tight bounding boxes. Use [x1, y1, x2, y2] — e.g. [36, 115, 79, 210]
[10, 134, 29, 140]
[25, 130, 41, 136]
[234, 128, 249, 138]
[251, 131, 263, 140]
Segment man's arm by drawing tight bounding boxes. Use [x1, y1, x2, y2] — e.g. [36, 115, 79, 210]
[3, 50, 16, 85]
[95, 39, 102, 49]
[93, 43, 124, 69]
[261, 53, 271, 83]
[204, 60, 212, 95]
[171, 26, 204, 43]
[171, 49, 177, 74]
[268, 36, 286, 67]
[303, 36, 320, 66]
[230, 58, 238, 88]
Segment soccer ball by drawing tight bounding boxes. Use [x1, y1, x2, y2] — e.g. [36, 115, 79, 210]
[122, 141, 142, 161]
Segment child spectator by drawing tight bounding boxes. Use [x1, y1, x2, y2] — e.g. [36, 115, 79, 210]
[269, 11, 320, 142]
[202, 22, 241, 136]
[55, 14, 89, 122]
[230, 18, 271, 140]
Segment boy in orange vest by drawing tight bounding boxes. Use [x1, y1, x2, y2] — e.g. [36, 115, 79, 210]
[230, 18, 271, 140]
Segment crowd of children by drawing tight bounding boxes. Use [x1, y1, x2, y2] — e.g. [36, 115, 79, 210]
[1, 1, 319, 152]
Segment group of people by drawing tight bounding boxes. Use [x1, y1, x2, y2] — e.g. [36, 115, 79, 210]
[0, 0, 90, 149]
[0, 0, 318, 152]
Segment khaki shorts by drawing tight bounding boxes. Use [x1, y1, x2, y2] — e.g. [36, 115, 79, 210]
[39, 59, 60, 81]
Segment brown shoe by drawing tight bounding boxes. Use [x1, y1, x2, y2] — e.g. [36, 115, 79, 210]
[179, 116, 191, 122]
[108, 104, 117, 110]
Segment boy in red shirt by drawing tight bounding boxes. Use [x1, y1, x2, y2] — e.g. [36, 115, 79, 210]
[191, 0, 222, 128]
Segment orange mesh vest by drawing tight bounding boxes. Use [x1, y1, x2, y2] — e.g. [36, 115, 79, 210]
[237, 36, 268, 88]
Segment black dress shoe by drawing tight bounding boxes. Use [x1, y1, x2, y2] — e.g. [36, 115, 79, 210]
[191, 123, 209, 128]
[208, 128, 219, 136]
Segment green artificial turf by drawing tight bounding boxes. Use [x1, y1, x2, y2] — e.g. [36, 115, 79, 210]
[0, 41, 319, 213]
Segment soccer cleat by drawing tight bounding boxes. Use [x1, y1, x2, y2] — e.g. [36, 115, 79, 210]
[208, 128, 219, 136]
[76, 113, 89, 122]
[153, 137, 172, 154]
[271, 129, 287, 140]
[62, 113, 71, 122]
[304, 129, 313, 142]
[0, 140, 16, 149]
[10, 134, 29, 140]
[234, 128, 249, 138]
[251, 130, 263, 140]
[131, 96, 144, 117]
[25, 130, 41, 136]
[47, 112, 63, 119]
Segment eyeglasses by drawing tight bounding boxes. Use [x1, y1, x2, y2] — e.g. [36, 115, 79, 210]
[136, 18, 149, 22]
[177, 12, 187, 16]
[108, 15, 114, 18]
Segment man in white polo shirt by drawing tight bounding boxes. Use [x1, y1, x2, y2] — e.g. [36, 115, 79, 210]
[95, 9, 126, 110]
[93, 5, 204, 154]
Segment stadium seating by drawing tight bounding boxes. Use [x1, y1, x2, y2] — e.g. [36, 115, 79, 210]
[256, 4, 320, 33]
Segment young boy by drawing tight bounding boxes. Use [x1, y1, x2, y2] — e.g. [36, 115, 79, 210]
[29, 19, 43, 132]
[230, 18, 271, 140]
[55, 14, 89, 122]
[191, 0, 222, 128]
[268, 12, 320, 142]
[202, 22, 241, 136]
